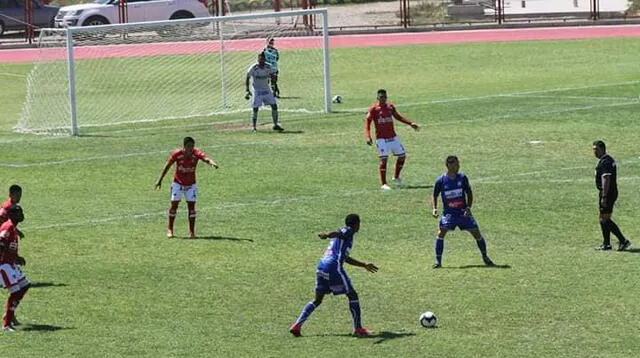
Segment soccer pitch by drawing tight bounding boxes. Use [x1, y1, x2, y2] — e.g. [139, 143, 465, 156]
[1, 36, 640, 357]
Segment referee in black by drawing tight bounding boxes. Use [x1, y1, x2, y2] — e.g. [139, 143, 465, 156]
[593, 140, 631, 251]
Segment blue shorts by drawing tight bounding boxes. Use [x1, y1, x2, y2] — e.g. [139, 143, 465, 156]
[315, 266, 354, 296]
[439, 213, 478, 231]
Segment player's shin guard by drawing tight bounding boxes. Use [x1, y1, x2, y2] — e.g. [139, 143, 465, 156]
[2, 287, 27, 328]
[187, 202, 196, 236]
[251, 109, 259, 129]
[600, 220, 612, 246]
[394, 155, 406, 179]
[294, 301, 317, 326]
[349, 300, 362, 329]
[606, 219, 627, 243]
[271, 107, 279, 126]
[379, 157, 388, 185]
[168, 202, 179, 231]
[435, 237, 444, 265]
[476, 236, 488, 257]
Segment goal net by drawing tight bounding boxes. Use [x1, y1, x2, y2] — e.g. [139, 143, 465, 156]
[17, 9, 330, 135]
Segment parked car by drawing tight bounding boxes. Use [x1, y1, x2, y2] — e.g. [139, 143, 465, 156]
[54, 0, 211, 27]
[0, 0, 59, 36]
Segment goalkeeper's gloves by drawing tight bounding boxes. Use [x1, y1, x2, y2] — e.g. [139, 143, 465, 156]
[16, 256, 26, 266]
[245, 90, 252, 100]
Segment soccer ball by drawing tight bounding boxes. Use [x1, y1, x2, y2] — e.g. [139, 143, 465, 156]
[419, 311, 437, 328]
[332, 95, 342, 103]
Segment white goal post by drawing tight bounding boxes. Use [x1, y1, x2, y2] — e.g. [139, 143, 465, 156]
[18, 8, 331, 136]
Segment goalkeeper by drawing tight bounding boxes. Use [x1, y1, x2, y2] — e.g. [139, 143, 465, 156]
[263, 37, 280, 98]
[245, 52, 283, 132]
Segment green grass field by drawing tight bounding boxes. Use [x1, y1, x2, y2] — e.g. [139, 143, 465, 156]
[1, 37, 640, 357]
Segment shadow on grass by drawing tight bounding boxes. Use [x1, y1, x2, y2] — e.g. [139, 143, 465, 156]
[455, 264, 511, 269]
[623, 248, 640, 254]
[20, 323, 71, 332]
[29, 282, 68, 288]
[315, 330, 415, 343]
[275, 96, 301, 100]
[176, 235, 253, 242]
[401, 184, 433, 190]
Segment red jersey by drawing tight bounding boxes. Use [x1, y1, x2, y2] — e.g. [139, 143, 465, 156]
[365, 102, 412, 140]
[0, 198, 15, 224]
[168, 148, 208, 186]
[0, 220, 19, 265]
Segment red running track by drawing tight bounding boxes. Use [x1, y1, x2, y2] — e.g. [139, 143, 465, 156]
[1, 25, 640, 63]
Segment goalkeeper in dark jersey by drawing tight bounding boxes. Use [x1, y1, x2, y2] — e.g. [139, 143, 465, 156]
[263, 37, 280, 98]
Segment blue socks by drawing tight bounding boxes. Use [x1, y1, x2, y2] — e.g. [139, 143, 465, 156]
[434, 237, 444, 264]
[294, 301, 316, 326]
[349, 300, 362, 329]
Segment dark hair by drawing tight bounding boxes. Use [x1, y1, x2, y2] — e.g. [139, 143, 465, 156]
[445, 155, 458, 164]
[183, 137, 195, 146]
[345, 213, 360, 227]
[377, 89, 387, 95]
[6, 204, 23, 224]
[9, 185, 21, 195]
[593, 140, 606, 151]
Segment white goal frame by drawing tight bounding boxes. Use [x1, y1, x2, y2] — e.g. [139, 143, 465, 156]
[33, 8, 331, 136]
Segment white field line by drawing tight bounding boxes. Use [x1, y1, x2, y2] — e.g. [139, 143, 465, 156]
[27, 189, 369, 231]
[4, 80, 640, 145]
[1, 100, 638, 168]
[23, 170, 640, 231]
[0, 72, 26, 78]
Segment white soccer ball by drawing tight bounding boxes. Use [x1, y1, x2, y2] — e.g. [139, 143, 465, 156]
[419, 311, 437, 328]
[332, 95, 342, 103]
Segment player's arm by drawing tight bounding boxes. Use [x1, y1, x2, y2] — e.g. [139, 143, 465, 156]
[345, 256, 378, 273]
[318, 230, 344, 240]
[364, 111, 374, 145]
[391, 106, 420, 131]
[245, 70, 252, 98]
[196, 150, 219, 169]
[155, 159, 174, 189]
[462, 176, 473, 216]
[431, 179, 442, 217]
[600, 173, 611, 204]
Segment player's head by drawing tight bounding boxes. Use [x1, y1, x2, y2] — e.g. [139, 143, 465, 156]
[267, 36, 274, 46]
[8, 184, 22, 203]
[6, 204, 24, 225]
[258, 51, 267, 65]
[593, 140, 606, 158]
[345, 213, 360, 231]
[445, 155, 460, 173]
[183, 136, 195, 152]
[376, 89, 387, 104]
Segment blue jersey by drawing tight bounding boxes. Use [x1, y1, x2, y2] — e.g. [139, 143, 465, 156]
[433, 173, 472, 216]
[317, 226, 355, 271]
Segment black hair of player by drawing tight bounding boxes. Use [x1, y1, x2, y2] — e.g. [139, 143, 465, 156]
[183, 136, 195, 147]
[377, 89, 387, 95]
[345, 214, 360, 227]
[9, 185, 21, 195]
[6, 204, 23, 224]
[445, 155, 458, 164]
[593, 140, 606, 152]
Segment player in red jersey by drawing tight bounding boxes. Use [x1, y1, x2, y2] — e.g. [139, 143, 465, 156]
[0, 204, 29, 332]
[155, 137, 219, 238]
[365, 89, 420, 190]
[0, 185, 24, 239]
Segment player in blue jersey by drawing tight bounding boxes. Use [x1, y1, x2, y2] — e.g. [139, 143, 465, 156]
[431, 155, 495, 268]
[289, 214, 378, 337]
